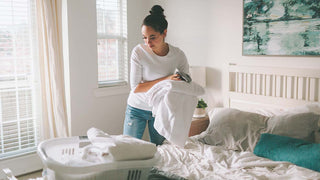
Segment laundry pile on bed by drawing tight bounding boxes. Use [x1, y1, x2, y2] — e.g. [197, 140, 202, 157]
[155, 103, 320, 180]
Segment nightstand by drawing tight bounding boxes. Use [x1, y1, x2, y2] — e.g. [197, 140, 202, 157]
[188, 115, 209, 137]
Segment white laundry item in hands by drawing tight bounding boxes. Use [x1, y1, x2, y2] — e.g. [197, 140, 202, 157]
[146, 80, 205, 147]
[86, 128, 157, 161]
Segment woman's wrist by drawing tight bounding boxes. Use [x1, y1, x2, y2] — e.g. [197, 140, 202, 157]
[134, 76, 169, 93]
[134, 74, 182, 93]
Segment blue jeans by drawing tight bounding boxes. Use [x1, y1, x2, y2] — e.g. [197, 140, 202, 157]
[123, 105, 165, 145]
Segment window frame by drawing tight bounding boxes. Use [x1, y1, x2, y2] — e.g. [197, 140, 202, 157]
[96, 0, 128, 88]
[0, 0, 42, 177]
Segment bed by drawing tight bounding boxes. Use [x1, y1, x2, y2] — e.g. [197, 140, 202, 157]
[152, 64, 320, 180]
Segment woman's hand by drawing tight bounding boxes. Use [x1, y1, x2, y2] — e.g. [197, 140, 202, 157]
[166, 74, 181, 81]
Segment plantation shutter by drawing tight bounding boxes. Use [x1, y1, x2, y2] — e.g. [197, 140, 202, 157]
[0, 0, 41, 159]
[96, 0, 128, 87]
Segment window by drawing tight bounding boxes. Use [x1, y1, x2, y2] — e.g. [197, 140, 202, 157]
[96, 0, 128, 87]
[0, 0, 41, 159]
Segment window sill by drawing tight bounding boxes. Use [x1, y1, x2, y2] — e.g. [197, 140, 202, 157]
[94, 85, 130, 97]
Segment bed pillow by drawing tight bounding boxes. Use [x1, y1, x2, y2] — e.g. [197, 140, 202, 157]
[254, 133, 320, 172]
[198, 108, 269, 151]
[284, 103, 320, 115]
[266, 112, 320, 142]
[234, 106, 285, 117]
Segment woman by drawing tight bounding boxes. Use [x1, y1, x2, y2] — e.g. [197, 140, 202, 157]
[123, 5, 190, 145]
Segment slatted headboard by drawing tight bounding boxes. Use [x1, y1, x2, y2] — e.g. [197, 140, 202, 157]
[228, 64, 320, 111]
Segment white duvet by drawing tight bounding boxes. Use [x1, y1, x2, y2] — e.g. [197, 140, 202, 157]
[155, 136, 320, 180]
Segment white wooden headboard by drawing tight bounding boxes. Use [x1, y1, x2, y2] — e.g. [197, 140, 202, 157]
[228, 64, 320, 111]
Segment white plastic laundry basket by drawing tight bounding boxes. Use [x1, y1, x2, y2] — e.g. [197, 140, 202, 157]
[37, 136, 157, 180]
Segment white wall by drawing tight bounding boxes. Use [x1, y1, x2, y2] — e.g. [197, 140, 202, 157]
[64, 0, 319, 136]
[150, 0, 320, 109]
[64, 0, 151, 136]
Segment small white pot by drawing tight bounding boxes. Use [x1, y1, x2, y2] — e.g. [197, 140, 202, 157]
[193, 108, 206, 118]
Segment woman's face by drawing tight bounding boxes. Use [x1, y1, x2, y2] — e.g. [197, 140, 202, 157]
[141, 25, 167, 51]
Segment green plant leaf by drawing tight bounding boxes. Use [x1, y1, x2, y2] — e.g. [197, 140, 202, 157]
[196, 99, 207, 109]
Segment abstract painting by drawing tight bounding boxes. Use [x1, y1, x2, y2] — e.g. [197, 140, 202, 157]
[243, 0, 320, 56]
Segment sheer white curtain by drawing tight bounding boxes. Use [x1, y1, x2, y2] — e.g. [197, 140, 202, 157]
[36, 0, 69, 139]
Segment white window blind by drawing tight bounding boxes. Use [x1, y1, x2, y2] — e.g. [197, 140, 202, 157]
[0, 0, 41, 160]
[96, 0, 128, 87]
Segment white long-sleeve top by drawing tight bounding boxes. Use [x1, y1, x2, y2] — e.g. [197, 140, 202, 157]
[127, 43, 189, 111]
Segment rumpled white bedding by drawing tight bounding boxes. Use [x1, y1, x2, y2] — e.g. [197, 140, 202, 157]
[155, 136, 320, 180]
[146, 80, 205, 147]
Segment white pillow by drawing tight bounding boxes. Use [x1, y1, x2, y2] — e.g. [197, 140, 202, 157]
[198, 108, 269, 152]
[252, 107, 284, 117]
[235, 102, 320, 117]
[266, 111, 320, 142]
[285, 103, 320, 115]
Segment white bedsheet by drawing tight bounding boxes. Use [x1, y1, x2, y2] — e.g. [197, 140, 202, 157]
[155, 137, 320, 180]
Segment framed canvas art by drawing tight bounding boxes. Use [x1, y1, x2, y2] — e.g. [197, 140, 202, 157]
[243, 0, 320, 56]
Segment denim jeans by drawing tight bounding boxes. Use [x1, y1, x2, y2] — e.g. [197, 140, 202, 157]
[123, 105, 165, 145]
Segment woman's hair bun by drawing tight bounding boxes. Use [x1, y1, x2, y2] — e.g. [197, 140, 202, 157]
[149, 5, 165, 17]
[143, 5, 167, 33]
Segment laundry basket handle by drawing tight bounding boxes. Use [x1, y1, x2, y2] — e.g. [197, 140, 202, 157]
[37, 141, 49, 162]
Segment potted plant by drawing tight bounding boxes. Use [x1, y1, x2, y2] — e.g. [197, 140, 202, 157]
[193, 99, 208, 117]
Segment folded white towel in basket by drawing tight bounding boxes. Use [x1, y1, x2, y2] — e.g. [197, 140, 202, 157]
[86, 127, 157, 161]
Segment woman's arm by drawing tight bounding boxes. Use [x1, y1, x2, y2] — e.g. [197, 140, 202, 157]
[134, 74, 181, 93]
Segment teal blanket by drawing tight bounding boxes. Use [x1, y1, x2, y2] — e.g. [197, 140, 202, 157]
[254, 133, 320, 172]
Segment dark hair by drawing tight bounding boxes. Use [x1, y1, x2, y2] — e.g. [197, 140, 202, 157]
[142, 5, 168, 34]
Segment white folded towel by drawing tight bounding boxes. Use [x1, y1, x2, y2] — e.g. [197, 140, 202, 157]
[86, 128, 157, 161]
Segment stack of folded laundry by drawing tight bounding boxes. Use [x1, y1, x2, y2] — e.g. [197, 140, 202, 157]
[83, 127, 157, 162]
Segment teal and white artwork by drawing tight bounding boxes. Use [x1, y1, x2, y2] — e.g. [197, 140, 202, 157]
[243, 0, 320, 56]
